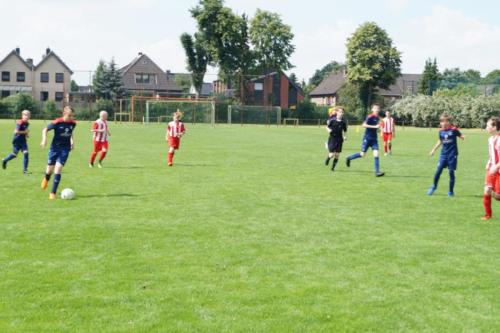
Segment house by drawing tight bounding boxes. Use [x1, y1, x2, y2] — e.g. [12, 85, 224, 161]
[120, 53, 182, 97]
[310, 72, 422, 106]
[245, 71, 305, 109]
[166, 71, 214, 98]
[189, 82, 213, 98]
[0, 47, 72, 103]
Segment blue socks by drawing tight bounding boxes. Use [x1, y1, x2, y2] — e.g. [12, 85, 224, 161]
[374, 157, 380, 173]
[433, 165, 444, 188]
[449, 170, 455, 194]
[347, 153, 362, 161]
[23, 152, 29, 171]
[52, 174, 61, 194]
[3, 153, 16, 163]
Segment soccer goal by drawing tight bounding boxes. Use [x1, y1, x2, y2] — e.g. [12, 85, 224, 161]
[227, 105, 281, 126]
[143, 98, 216, 127]
[283, 118, 299, 127]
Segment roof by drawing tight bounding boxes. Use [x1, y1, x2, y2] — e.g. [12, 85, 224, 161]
[190, 82, 214, 96]
[250, 70, 305, 96]
[0, 49, 33, 70]
[36, 50, 73, 74]
[309, 72, 346, 96]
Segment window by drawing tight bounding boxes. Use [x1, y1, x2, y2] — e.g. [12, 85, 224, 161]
[1, 90, 10, 98]
[17, 72, 25, 82]
[135, 73, 156, 84]
[55, 73, 64, 83]
[1, 71, 10, 82]
[55, 92, 64, 102]
[40, 91, 49, 101]
[40, 72, 49, 83]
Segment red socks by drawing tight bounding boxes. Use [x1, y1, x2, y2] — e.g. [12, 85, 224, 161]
[99, 151, 107, 162]
[90, 151, 98, 164]
[484, 194, 492, 218]
[168, 152, 174, 165]
[384, 143, 388, 153]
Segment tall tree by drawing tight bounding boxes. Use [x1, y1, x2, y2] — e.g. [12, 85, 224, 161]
[249, 9, 295, 73]
[440, 68, 470, 89]
[346, 22, 401, 114]
[309, 61, 345, 88]
[107, 58, 125, 99]
[289, 73, 298, 86]
[483, 70, 500, 84]
[70, 80, 79, 92]
[181, 33, 209, 98]
[418, 58, 441, 95]
[93, 60, 109, 99]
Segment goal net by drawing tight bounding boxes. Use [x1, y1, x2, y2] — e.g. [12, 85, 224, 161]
[143, 98, 215, 126]
[227, 105, 281, 126]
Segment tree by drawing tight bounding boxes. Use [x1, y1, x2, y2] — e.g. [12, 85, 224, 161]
[418, 58, 441, 95]
[440, 68, 469, 89]
[249, 9, 295, 73]
[70, 80, 79, 92]
[173, 73, 192, 95]
[346, 22, 401, 115]
[309, 61, 345, 88]
[106, 58, 125, 99]
[464, 69, 481, 84]
[337, 82, 365, 120]
[181, 33, 209, 98]
[93, 60, 109, 99]
[483, 70, 500, 84]
[289, 73, 298, 86]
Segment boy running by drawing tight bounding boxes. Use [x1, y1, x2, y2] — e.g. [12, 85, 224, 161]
[40, 106, 77, 200]
[166, 110, 186, 166]
[381, 111, 395, 156]
[346, 103, 385, 177]
[324, 106, 347, 171]
[482, 117, 500, 220]
[2, 110, 31, 173]
[89, 111, 110, 168]
[427, 114, 465, 197]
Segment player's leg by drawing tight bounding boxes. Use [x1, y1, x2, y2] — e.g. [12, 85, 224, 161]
[346, 140, 366, 167]
[50, 162, 64, 199]
[22, 149, 29, 173]
[388, 136, 393, 155]
[98, 143, 108, 168]
[2, 145, 20, 169]
[383, 135, 388, 155]
[42, 164, 55, 190]
[483, 182, 493, 220]
[331, 152, 340, 171]
[168, 146, 175, 166]
[89, 142, 99, 167]
[373, 147, 384, 177]
[325, 138, 334, 166]
[428, 161, 445, 195]
[448, 170, 456, 197]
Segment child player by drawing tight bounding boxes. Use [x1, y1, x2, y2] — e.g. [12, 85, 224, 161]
[89, 111, 111, 168]
[166, 110, 186, 167]
[2, 110, 31, 173]
[428, 114, 465, 197]
[346, 103, 385, 177]
[40, 106, 77, 200]
[381, 110, 395, 156]
[482, 117, 500, 220]
[324, 106, 347, 171]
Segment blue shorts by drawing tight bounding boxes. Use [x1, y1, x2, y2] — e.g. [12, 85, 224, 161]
[12, 141, 28, 154]
[438, 155, 458, 171]
[361, 137, 379, 153]
[48, 147, 71, 166]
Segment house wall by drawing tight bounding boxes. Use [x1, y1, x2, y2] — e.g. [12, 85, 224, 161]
[33, 55, 71, 103]
[280, 74, 289, 109]
[0, 54, 33, 96]
[311, 95, 336, 106]
[122, 55, 170, 96]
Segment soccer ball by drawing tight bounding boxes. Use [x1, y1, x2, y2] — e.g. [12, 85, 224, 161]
[61, 188, 75, 200]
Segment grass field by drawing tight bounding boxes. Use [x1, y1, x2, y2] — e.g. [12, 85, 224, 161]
[1, 119, 499, 332]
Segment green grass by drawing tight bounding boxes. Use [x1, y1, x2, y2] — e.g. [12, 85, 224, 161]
[0, 119, 499, 332]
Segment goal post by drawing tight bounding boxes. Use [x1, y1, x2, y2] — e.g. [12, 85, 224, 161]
[227, 105, 281, 126]
[142, 98, 216, 127]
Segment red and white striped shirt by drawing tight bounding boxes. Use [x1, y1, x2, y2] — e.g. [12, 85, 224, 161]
[167, 120, 185, 138]
[381, 117, 395, 134]
[487, 134, 500, 173]
[92, 119, 109, 142]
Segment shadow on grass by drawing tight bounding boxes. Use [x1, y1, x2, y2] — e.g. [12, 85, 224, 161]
[77, 193, 140, 199]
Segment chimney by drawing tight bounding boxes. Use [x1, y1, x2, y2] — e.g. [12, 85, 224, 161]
[15, 47, 20, 55]
[46, 47, 51, 55]
[138, 52, 143, 56]
[26, 58, 33, 68]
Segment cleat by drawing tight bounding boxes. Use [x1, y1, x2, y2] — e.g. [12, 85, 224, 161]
[376, 172, 385, 177]
[325, 158, 330, 166]
[49, 193, 56, 200]
[89, 163, 94, 168]
[41, 177, 49, 190]
[448, 192, 455, 197]
[168, 162, 173, 167]
[346, 159, 351, 168]
[482, 215, 492, 221]
[97, 162, 103, 169]
[23, 170, 31, 175]
[2, 159, 6, 170]
[384, 153, 388, 157]
[427, 186, 436, 196]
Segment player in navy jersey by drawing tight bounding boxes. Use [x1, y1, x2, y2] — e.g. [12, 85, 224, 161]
[428, 114, 465, 197]
[2, 110, 31, 173]
[345, 103, 385, 177]
[324, 106, 347, 171]
[40, 106, 77, 200]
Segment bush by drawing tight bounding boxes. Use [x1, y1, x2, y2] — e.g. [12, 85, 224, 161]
[43, 101, 60, 119]
[391, 94, 500, 128]
[96, 99, 115, 116]
[0, 93, 37, 117]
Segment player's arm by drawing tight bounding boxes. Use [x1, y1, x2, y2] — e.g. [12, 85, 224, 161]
[343, 122, 348, 140]
[179, 125, 186, 137]
[457, 130, 465, 140]
[429, 140, 442, 156]
[362, 121, 379, 129]
[70, 134, 75, 150]
[91, 123, 105, 133]
[40, 127, 49, 148]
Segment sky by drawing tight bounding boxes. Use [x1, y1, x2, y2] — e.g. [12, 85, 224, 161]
[2, 0, 500, 85]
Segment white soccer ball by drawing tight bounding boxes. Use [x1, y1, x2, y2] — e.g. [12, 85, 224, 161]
[61, 188, 75, 200]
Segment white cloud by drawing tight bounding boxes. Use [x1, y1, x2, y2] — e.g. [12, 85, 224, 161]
[383, 0, 409, 13]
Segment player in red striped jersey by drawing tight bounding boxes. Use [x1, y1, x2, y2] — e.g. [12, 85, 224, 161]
[482, 117, 500, 220]
[166, 110, 186, 166]
[89, 111, 111, 168]
[381, 111, 395, 156]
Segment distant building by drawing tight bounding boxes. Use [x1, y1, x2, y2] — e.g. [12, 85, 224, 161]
[245, 71, 305, 109]
[166, 71, 214, 98]
[120, 53, 182, 97]
[0, 47, 73, 103]
[309, 71, 422, 106]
